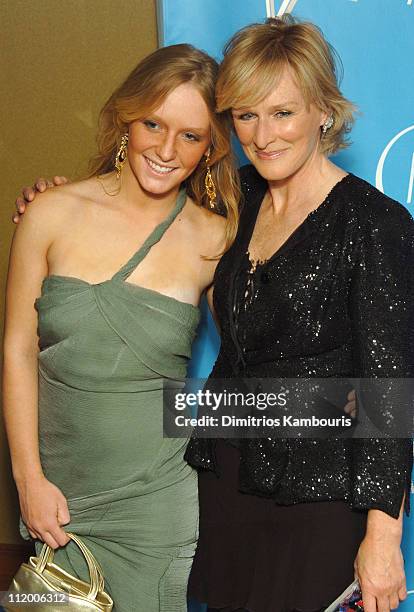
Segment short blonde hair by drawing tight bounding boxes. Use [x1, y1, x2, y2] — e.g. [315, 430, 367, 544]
[89, 44, 240, 252]
[216, 15, 356, 155]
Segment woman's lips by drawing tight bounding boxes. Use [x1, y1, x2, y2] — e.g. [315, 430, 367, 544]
[144, 156, 177, 175]
[256, 149, 288, 160]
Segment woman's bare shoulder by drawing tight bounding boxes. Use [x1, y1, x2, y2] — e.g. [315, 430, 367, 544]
[36, 176, 100, 209]
[19, 177, 100, 230]
[186, 198, 227, 254]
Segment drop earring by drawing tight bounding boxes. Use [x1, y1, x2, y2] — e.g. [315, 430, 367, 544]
[204, 152, 216, 209]
[115, 133, 129, 179]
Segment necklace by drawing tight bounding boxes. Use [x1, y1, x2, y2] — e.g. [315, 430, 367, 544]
[96, 172, 121, 197]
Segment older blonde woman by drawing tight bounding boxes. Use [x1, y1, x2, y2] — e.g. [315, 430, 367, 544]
[185, 17, 413, 612]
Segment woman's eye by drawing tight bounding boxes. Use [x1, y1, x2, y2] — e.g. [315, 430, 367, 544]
[274, 111, 292, 118]
[183, 132, 200, 142]
[143, 120, 160, 130]
[236, 112, 255, 121]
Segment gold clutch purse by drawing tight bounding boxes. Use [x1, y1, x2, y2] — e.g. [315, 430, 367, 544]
[2, 532, 113, 611]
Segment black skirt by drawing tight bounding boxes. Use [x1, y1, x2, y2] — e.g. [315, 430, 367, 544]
[188, 440, 367, 612]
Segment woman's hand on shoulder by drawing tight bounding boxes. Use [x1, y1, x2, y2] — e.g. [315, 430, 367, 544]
[12, 185, 69, 248]
[13, 175, 69, 224]
[17, 473, 71, 549]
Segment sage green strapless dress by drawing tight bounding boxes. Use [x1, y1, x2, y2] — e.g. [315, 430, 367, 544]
[20, 190, 200, 612]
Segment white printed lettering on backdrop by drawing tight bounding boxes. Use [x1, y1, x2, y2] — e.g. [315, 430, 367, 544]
[269, 0, 412, 18]
[341, 0, 412, 4]
[376, 125, 414, 206]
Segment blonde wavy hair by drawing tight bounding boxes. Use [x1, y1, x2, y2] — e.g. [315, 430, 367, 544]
[89, 44, 240, 253]
[216, 16, 356, 155]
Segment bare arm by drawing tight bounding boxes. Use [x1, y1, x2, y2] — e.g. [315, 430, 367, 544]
[3, 199, 70, 548]
[206, 284, 220, 331]
[355, 498, 406, 612]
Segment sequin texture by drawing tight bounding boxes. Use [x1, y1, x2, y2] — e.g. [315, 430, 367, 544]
[185, 165, 414, 519]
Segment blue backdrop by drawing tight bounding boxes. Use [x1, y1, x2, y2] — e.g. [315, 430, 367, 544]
[158, 1, 414, 609]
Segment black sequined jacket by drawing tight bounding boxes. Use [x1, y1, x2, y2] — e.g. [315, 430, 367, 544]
[185, 166, 414, 519]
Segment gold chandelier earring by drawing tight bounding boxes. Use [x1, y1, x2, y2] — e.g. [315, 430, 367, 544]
[204, 152, 217, 209]
[115, 133, 129, 179]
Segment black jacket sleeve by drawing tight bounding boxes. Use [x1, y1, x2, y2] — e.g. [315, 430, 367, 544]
[350, 193, 414, 518]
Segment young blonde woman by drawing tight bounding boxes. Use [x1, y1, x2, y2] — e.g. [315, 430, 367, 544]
[3, 43, 240, 612]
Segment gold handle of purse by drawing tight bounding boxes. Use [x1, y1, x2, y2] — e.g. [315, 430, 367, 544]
[35, 532, 104, 600]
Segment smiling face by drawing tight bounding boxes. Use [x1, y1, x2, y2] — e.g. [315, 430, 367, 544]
[125, 83, 211, 197]
[232, 68, 328, 182]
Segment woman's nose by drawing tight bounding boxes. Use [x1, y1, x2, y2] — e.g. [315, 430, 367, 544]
[253, 118, 274, 150]
[157, 134, 176, 161]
